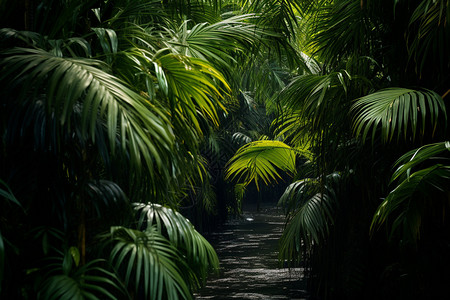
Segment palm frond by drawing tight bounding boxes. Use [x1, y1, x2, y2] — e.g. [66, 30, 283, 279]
[273, 111, 312, 148]
[306, 0, 375, 67]
[391, 141, 450, 182]
[38, 250, 123, 300]
[0, 179, 20, 207]
[279, 71, 353, 135]
[173, 14, 260, 65]
[278, 172, 340, 266]
[371, 164, 450, 241]
[279, 193, 335, 265]
[133, 203, 219, 280]
[225, 140, 311, 189]
[92, 27, 118, 63]
[351, 88, 447, 143]
[0, 48, 175, 179]
[407, 0, 450, 76]
[245, 0, 299, 40]
[231, 132, 253, 147]
[154, 53, 230, 127]
[109, 226, 193, 300]
[278, 178, 318, 214]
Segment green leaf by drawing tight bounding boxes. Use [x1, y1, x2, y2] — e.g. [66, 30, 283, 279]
[109, 226, 194, 300]
[133, 203, 219, 281]
[352, 88, 447, 143]
[38, 256, 122, 300]
[391, 141, 450, 182]
[371, 165, 450, 242]
[225, 140, 311, 189]
[279, 192, 335, 265]
[69, 247, 80, 267]
[0, 47, 175, 180]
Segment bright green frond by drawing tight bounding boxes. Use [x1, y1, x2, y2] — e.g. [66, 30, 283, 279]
[225, 140, 311, 189]
[155, 53, 229, 127]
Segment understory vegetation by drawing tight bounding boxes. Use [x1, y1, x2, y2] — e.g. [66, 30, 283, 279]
[1, 1, 449, 299]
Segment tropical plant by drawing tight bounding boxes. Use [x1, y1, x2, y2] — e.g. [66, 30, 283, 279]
[371, 141, 450, 241]
[226, 0, 450, 299]
[37, 248, 124, 300]
[0, 0, 312, 298]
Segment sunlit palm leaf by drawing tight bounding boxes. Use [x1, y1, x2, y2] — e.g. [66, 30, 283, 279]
[133, 203, 219, 281]
[0, 48, 175, 178]
[352, 88, 447, 143]
[225, 140, 311, 189]
[109, 226, 193, 300]
[155, 54, 229, 126]
[273, 111, 312, 150]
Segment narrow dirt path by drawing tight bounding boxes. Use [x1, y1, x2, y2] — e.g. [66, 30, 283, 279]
[195, 204, 310, 300]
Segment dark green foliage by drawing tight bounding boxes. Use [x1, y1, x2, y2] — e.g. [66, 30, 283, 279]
[226, 0, 450, 299]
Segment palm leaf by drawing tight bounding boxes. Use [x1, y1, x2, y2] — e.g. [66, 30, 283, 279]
[307, 0, 374, 67]
[371, 141, 450, 241]
[170, 14, 260, 66]
[279, 193, 335, 265]
[38, 251, 123, 300]
[109, 226, 193, 300]
[407, 0, 450, 76]
[0, 47, 175, 179]
[371, 164, 450, 241]
[391, 141, 450, 182]
[0, 179, 20, 207]
[351, 88, 447, 143]
[133, 203, 219, 281]
[278, 71, 352, 137]
[154, 53, 230, 127]
[278, 178, 318, 214]
[225, 140, 311, 189]
[278, 172, 340, 265]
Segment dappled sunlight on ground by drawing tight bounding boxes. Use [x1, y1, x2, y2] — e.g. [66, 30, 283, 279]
[195, 204, 310, 300]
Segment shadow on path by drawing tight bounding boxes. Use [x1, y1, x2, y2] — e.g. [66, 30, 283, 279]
[195, 203, 310, 300]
